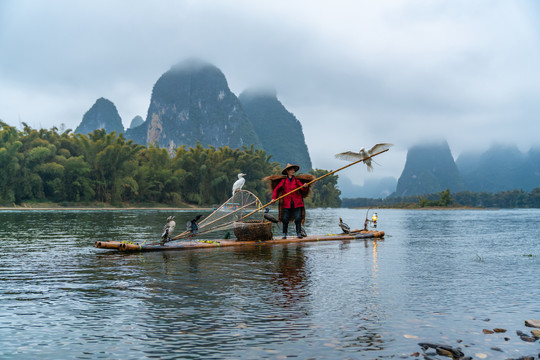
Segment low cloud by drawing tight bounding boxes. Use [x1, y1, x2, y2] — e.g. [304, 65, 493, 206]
[1, 0, 539, 183]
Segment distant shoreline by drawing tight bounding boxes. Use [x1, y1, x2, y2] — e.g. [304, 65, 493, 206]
[0, 207, 215, 211]
[0, 204, 488, 211]
[0, 202, 214, 211]
[365, 205, 488, 210]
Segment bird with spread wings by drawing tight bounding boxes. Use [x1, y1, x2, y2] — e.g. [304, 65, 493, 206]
[335, 143, 393, 172]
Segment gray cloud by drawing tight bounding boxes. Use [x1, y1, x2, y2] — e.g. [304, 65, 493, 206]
[1, 0, 540, 187]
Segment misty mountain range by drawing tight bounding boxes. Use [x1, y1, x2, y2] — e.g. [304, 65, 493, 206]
[74, 59, 538, 199]
[75, 58, 312, 172]
[457, 144, 540, 193]
[341, 140, 540, 199]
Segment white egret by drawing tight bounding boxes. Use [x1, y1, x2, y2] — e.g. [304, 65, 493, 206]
[232, 173, 246, 196]
[335, 143, 393, 172]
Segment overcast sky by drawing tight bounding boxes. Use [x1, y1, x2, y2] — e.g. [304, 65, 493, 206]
[1, 0, 540, 185]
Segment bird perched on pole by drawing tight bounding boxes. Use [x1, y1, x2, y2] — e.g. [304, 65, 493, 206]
[186, 214, 203, 237]
[264, 207, 280, 230]
[264, 207, 279, 223]
[335, 143, 393, 172]
[339, 217, 350, 234]
[232, 173, 246, 196]
[161, 216, 176, 244]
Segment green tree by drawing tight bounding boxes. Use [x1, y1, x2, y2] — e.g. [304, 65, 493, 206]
[304, 169, 341, 208]
[437, 189, 452, 206]
[93, 132, 143, 203]
[63, 156, 94, 202]
[0, 121, 22, 204]
[0, 122, 349, 208]
[136, 145, 181, 204]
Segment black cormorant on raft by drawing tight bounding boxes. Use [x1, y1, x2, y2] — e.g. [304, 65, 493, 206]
[263, 207, 279, 224]
[95, 229, 385, 253]
[186, 215, 203, 236]
[339, 218, 350, 234]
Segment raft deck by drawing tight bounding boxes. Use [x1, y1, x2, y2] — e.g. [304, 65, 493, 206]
[95, 229, 384, 252]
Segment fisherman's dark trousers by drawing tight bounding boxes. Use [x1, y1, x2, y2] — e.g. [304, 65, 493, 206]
[282, 206, 302, 235]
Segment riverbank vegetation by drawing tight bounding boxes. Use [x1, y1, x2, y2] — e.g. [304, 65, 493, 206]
[0, 122, 341, 208]
[343, 188, 540, 209]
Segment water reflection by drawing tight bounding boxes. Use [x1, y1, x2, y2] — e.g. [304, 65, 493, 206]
[1, 209, 539, 359]
[339, 239, 350, 250]
[271, 246, 308, 308]
[372, 241, 379, 273]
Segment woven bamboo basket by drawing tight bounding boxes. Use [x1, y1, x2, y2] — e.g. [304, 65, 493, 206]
[233, 220, 273, 241]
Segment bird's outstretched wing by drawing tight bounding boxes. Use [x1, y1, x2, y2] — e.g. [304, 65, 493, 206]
[334, 151, 363, 161]
[368, 143, 393, 155]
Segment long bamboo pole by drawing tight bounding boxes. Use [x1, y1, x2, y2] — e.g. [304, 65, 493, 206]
[240, 148, 390, 220]
[168, 148, 390, 242]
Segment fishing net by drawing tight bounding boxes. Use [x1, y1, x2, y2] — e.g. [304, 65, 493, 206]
[174, 190, 265, 239]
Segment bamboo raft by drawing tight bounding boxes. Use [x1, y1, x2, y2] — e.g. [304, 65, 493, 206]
[94, 229, 385, 253]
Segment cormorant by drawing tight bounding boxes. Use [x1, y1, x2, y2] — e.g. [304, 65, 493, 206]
[339, 217, 350, 234]
[161, 216, 176, 244]
[263, 208, 279, 224]
[186, 214, 203, 236]
[264, 207, 281, 231]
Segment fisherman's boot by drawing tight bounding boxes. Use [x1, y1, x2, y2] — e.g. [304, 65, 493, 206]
[296, 224, 303, 238]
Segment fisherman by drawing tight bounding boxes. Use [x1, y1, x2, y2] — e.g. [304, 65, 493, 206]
[271, 163, 309, 239]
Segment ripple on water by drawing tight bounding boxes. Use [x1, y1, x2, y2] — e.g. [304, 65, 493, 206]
[0, 209, 539, 359]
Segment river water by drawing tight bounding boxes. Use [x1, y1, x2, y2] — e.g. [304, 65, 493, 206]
[0, 208, 539, 359]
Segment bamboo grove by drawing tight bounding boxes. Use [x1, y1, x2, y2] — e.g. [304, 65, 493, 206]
[0, 121, 341, 207]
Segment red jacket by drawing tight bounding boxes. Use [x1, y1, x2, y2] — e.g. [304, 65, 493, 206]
[272, 176, 308, 208]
